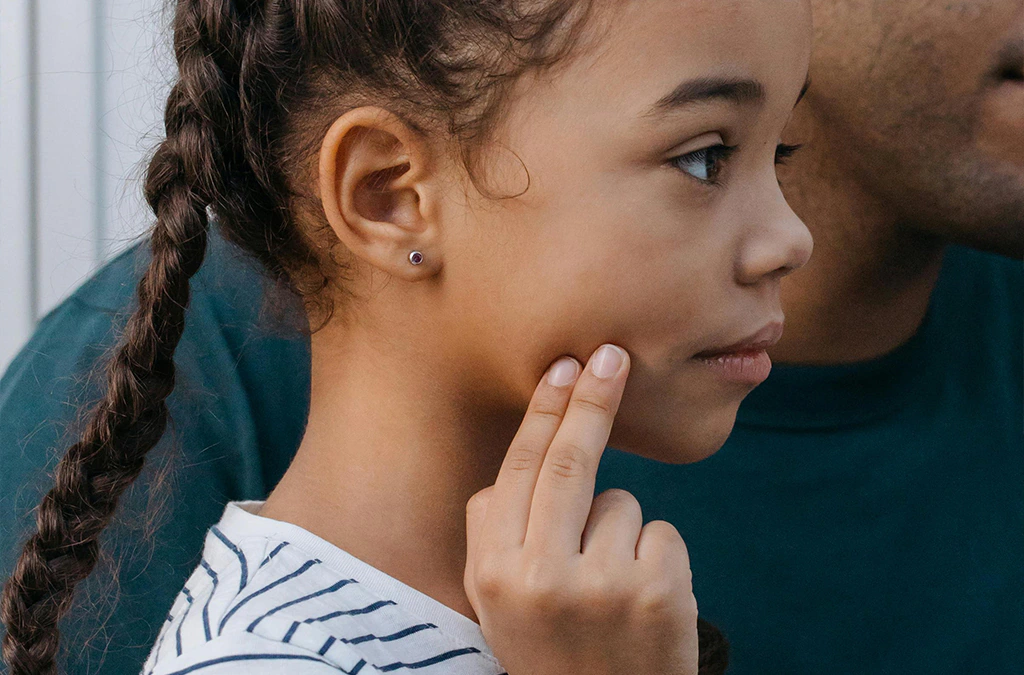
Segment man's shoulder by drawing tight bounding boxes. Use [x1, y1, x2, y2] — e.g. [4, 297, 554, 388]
[52, 227, 274, 316]
[0, 228, 311, 546]
[0, 230, 285, 418]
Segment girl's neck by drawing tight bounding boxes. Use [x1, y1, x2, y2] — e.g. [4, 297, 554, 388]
[261, 317, 520, 621]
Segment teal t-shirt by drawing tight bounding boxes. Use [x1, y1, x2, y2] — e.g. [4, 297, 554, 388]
[0, 230, 310, 675]
[597, 246, 1023, 674]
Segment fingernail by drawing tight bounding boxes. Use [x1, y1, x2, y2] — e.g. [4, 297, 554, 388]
[547, 357, 580, 387]
[591, 345, 625, 379]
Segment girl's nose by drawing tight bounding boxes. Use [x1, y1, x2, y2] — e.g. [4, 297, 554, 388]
[735, 194, 813, 286]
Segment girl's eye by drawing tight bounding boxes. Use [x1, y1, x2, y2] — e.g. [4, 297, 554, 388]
[670, 144, 737, 184]
[670, 143, 804, 185]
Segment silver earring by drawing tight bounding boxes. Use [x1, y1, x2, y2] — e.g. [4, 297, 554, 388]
[408, 250, 424, 266]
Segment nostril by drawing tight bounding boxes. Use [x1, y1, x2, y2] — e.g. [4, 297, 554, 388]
[998, 65, 1024, 81]
[994, 39, 1024, 82]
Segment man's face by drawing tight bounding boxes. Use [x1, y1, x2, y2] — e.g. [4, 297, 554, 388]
[798, 0, 1024, 256]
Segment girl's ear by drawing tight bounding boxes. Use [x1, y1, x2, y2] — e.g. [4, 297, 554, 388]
[318, 107, 443, 279]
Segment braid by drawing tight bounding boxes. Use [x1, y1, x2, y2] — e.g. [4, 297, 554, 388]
[0, 2, 257, 673]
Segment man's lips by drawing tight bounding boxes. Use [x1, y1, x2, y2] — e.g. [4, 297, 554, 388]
[693, 321, 784, 359]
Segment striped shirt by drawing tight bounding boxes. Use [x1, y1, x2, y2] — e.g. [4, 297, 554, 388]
[143, 502, 506, 675]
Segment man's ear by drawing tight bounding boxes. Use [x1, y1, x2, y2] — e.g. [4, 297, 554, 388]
[318, 107, 442, 279]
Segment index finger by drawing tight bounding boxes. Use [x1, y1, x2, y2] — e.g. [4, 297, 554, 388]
[525, 344, 629, 554]
[477, 356, 581, 551]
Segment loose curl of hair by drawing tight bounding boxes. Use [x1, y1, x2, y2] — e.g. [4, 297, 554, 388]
[1, 1, 729, 673]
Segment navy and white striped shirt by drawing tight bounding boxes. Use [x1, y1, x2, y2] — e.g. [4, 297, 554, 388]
[143, 502, 505, 675]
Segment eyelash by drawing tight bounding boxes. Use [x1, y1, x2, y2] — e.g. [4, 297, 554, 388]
[774, 143, 803, 165]
[670, 142, 804, 186]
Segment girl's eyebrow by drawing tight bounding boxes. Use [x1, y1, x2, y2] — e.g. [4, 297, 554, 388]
[643, 76, 767, 118]
[642, 74, 811, 119]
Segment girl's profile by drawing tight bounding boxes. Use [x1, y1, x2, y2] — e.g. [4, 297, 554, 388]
[1, 1, 812, 674]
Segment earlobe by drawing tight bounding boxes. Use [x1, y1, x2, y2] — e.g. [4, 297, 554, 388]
[318, 107, 442, 279]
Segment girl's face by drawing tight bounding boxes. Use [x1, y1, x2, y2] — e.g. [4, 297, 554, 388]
[433, 0, 814, 463]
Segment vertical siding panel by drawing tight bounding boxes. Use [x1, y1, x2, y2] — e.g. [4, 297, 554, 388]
[1, 0, 169, 374]
[0, 0, 37, 371]
[94, 0, 107, 263]
[35, 0, 100, 317]
[100, 0, 170, 261]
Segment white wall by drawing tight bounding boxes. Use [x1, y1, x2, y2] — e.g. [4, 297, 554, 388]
[0, 0, 172, 372]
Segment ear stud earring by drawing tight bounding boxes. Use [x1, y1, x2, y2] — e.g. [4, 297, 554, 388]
[408, 251, 424, 266]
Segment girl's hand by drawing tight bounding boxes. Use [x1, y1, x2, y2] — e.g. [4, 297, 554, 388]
[464, 344, 699, 675]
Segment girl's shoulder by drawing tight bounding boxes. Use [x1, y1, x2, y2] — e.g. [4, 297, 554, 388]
[141, 502, 505, 675]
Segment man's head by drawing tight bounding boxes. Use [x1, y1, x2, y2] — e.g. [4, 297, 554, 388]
[789, 0, 1024, 257]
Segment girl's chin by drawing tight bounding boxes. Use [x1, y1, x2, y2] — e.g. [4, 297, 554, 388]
[608, 401, 741, 466]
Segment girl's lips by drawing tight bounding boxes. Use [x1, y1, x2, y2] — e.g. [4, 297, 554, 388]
[693, 321, 784, 360]
[692, 321, 782, 386]
[696, 349, 773, 386]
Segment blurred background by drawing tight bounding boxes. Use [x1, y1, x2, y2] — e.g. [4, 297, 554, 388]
[1, 0, 171, 372]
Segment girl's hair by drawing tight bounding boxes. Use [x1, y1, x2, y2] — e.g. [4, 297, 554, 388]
[1, 1, 728, 673]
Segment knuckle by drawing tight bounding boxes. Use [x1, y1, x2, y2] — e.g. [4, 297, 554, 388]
[529, 390, 568, 421]
[645, 520, 688, 550]
[578, 568, 631, 613]
[634, 576, 685, 616]
[644, 526, 693, 585]
[545, 443, 593, 481]
[570, 393, 613, 416]
[466, 486, 493, 513]
[644, 519, 679, 536]
[473, 559, 509, 601]
[503, 443, 546, 474]
[518, 559, 566, 611]
[595, 488, 641, 515]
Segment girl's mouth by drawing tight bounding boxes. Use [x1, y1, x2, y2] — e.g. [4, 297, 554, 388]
[692, 321, 783, 386]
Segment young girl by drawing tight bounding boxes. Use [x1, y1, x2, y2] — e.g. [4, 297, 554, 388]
[1, 0, 812, 673]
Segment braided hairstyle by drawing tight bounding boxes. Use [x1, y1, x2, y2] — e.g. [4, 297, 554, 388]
[0, 1, 728, 673]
